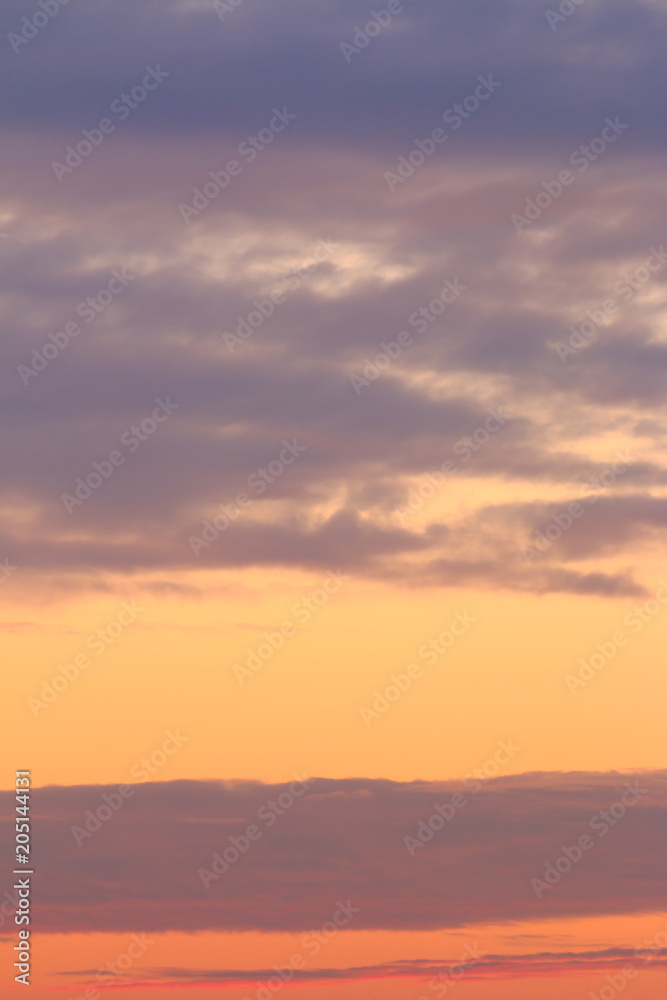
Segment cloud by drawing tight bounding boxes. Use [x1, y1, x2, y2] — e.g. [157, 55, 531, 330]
[66, 949, 667, 989]
[2, 1, 667, 598]
[2, 0, 667, 151]
[3, 771, 665, 934]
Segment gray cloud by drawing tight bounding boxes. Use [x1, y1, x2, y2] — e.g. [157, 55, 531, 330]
[2, 772, 664, 934]
[66, 949, 667, 989]
[2, 2, 667, 597]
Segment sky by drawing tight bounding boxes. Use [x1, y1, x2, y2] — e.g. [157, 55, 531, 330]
[1, 0, 667, 997]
